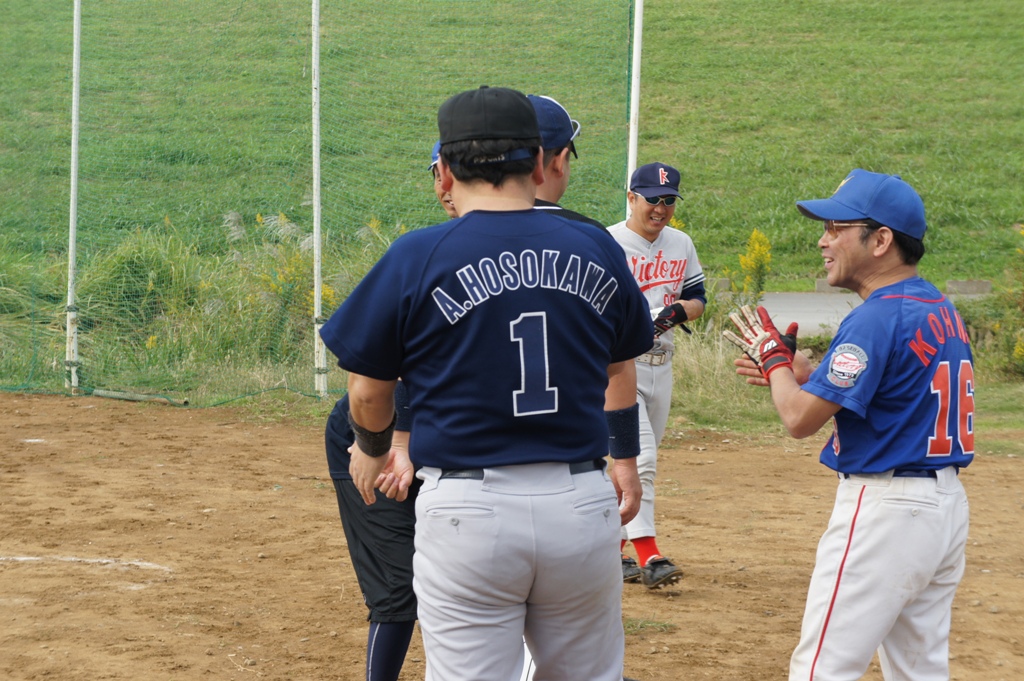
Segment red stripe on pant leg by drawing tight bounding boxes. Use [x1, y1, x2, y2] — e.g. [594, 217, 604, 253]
[807, 484, 866, 680]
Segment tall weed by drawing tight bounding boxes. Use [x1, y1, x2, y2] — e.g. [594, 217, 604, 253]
[957, 223, 1024, 378]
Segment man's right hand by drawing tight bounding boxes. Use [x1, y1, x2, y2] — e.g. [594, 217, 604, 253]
[609, 457, 641, 525]
[375, 434, 415, 502]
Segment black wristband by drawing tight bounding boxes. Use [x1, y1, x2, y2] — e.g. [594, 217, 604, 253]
[394, 381, 413, 432]
[606, 403, 641, 460]
[348, 410, 397, 458]
[761, 354, 793, 380]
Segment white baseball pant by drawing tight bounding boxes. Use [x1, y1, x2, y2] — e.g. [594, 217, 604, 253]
[413, 462, 625, 681]
[622, 354, 673, 540]
[790, 466, 969, 680]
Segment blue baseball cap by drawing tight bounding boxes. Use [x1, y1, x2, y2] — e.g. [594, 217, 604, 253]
[528, 95, 580, 157]
[428, 140, 441, 171]
[629, 162, 682, 199]
[796, 169, 927, 239]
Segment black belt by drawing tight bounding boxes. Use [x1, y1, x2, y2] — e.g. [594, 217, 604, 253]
[440, 458, 605, 480]
[841, 468, 940, 479]
[894, 469, 938, 478]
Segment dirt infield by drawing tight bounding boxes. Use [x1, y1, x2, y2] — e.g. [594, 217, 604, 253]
[1, 391, 1021, 680]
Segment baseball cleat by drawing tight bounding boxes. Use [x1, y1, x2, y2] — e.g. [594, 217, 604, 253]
[621, 554, 642, 583]
[641, 556, 683, 589]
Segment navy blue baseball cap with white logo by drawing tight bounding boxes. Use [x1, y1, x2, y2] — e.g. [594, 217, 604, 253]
[630, 162, 682, 199]
[797, 169, 927, 239]
[528, 95, 580, 157]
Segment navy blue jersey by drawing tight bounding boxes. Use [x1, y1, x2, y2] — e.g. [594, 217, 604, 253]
[320, 209, 653, 470]
[534, 199, 607, 231]
[803, 277, 975, 474]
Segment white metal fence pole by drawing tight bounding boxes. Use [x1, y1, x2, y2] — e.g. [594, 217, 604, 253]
[65, 0, 83, 392]
[311, 0, 328, 398]
[626, 0, 644, 219]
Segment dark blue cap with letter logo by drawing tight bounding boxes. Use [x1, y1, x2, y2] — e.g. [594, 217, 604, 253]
[629, 162, 682, 199]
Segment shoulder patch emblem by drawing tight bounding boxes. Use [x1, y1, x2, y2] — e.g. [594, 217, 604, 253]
[827, 343, 868, 388]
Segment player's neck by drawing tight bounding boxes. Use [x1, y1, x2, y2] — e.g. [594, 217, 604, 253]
[855, 263, 918, 299]
[624, 216, 662, 243]
[535, 172, 567, 204]
[452, 175, 537, 214]
[535, 187, 563, 204]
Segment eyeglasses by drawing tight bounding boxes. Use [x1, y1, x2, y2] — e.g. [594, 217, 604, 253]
[637, 194, 678, 207]
[823, 220, 869, 239]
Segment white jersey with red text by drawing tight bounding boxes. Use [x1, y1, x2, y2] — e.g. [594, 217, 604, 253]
[608, 220, 705, 542]
[607, 221, 705, 354]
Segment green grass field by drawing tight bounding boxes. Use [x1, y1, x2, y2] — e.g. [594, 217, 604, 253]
[1, 0, 1022, 410]
[3, 0, 1022, 279]
[640, 0, 1023, 287]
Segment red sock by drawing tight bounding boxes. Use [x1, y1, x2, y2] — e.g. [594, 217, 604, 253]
[631, 537, 662, 567]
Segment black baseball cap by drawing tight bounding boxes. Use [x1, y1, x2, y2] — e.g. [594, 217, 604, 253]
[438, 86, 541, 145]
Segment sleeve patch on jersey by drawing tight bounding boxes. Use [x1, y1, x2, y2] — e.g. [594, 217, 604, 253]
[827, 343, 868, 388]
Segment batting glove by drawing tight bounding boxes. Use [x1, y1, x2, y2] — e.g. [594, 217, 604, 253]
[653, 302, 692, 336]
[722, 305, 797, 380]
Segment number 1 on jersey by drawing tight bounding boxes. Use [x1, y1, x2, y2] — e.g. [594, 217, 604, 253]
[510, 312, 559, 416]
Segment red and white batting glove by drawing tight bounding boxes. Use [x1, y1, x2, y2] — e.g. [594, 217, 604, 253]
[722, 305, 797, 381]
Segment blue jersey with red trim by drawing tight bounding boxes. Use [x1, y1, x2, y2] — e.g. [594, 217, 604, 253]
[320, 209, 653, 470]
[802, 276, 975, 474]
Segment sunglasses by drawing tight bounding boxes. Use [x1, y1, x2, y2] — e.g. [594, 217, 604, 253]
[637, 194, 678, 207]
[823, 220, 869, 239]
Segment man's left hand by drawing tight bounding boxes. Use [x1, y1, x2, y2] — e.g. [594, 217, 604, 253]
[653, 302, 692, 336]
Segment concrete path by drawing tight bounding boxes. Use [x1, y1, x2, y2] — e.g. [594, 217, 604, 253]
[760, 292, 862, 335]
[757, 290, 986, 336]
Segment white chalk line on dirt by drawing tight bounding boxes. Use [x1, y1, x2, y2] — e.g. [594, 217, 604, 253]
[0, 556, 172, 572]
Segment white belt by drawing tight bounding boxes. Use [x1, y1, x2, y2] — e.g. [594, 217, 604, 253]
[636, 352, 668, 366]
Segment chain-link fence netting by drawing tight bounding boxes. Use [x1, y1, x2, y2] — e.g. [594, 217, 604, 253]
[1, 0, 632, 406]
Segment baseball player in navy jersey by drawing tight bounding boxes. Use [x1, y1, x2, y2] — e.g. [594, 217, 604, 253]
[325, 389, 417, 681]
[321, 142, 462, 681]
[528, 94, 607, 231]
[608, 162, 706, 589]
[726, 169, 973, 681]
[320, 86, 652, 681]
